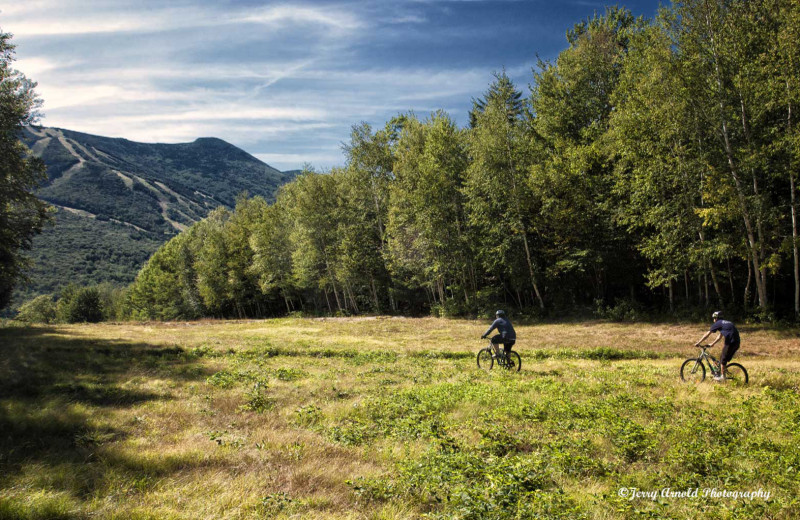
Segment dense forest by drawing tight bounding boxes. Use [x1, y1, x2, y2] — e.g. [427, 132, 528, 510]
[27, 0, 800, 322]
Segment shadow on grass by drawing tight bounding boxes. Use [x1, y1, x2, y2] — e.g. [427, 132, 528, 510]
[0, 325, 217, 517]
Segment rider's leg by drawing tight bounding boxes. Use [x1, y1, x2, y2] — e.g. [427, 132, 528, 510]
[720, 343, 730, 378]
[491, 335, 504, 357]
[720, 341, 739, 378]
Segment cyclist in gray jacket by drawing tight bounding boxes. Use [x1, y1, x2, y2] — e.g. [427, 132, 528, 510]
[481, 310, 516, 358]
[695, 311, 740, 381]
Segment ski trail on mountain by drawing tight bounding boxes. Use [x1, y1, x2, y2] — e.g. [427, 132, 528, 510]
[54, 204, 150, 232]
[46, 129, 85, 183]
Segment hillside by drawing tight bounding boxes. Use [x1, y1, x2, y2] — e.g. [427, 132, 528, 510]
[14, 127, 298, 303]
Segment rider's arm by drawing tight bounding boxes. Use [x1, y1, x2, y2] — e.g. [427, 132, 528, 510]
[482, 319, 499, 338]
[695, 331, 711, 347]
[708, 332, 722, 347]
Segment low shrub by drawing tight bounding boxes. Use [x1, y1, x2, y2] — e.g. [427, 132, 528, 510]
[15, 295, 57, 324]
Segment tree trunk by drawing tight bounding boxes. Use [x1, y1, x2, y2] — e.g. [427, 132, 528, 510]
[521, 233, 545, 309]
[669, 279, 674, 313]
[370, 276, 380, 312]
[330, 280, 342, 313]
[792, 147, 800, 319]
[708, 260, 723, 307]
[372, 178, 385, 240]
[788, 83, 799, 318]
[684, 270, 690, 303]
[698, 230, 723, 306]
[697, 273, 702, 306]
[744, 256, 752, 313]
[726, 257, 735, 305]
[346, 281, 359, 314]
[426, 285, 435, 305]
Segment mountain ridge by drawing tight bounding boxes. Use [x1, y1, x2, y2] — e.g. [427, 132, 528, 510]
[14, 126, 299, 305]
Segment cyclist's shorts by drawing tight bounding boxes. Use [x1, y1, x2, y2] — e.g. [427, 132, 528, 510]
[721, 341, 740, 364]
[491, 335, 515, 353]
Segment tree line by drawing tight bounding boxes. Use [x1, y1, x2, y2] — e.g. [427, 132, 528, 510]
[11, 0, 800, 322]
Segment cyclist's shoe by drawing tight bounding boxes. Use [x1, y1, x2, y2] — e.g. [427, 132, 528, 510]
[713, 375, 725, 382]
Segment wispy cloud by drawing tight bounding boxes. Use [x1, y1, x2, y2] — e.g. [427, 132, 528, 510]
[255, 152, 342, 169]
[5, 3, 362, 36]
[238, 5, 362, 31]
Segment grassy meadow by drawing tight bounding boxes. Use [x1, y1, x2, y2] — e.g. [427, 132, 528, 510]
[1, 317, 799, 519]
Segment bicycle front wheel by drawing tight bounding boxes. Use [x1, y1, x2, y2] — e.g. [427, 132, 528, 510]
[477, 348, 494, 371]
[725, 363, 749, 385]
[503, 351, 521, 372]
[680, 358, 705, 383]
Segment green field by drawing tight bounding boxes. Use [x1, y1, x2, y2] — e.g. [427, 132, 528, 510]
[1, 318, 799, 519]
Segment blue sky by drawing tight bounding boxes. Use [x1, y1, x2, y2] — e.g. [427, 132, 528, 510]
[3, 0, 661, 171]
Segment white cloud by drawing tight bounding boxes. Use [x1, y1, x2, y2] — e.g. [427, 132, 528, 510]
[255, 152, 338, 164]
[114, 106, 328, 123]
[5, 4, 363, 37]
[13, 56, 74, 77]
[238, 5, 362, 31]
[384, 14, 428, 24]
[6, 10, 185, 36]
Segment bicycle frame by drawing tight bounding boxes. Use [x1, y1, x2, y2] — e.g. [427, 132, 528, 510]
[687, 346, 720, 376]
[487, 339, 511, 363]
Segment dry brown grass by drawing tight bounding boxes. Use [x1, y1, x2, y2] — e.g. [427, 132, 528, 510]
[39, 316, 800, 355]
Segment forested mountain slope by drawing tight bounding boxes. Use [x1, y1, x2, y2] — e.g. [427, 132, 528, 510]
[14, 127, 297, 303]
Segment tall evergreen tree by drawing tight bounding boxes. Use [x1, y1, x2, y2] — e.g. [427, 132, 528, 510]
[0, 30, 50, 309]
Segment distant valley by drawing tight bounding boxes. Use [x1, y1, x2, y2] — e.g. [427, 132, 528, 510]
[15, 127, 298, 304]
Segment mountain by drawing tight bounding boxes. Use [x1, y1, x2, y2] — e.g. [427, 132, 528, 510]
[14, 126, 298, 304]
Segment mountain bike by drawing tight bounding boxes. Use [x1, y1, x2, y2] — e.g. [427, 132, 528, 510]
[477, 340, 521, 372]
[680, 344, 748, 384]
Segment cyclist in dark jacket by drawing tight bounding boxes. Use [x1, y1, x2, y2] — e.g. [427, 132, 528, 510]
[695, 311, 740, 381]
[481, 310, 516, 358]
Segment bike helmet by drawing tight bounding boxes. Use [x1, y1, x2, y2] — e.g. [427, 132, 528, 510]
[712, 310, 722, 320]
[496, 310, 506, 317]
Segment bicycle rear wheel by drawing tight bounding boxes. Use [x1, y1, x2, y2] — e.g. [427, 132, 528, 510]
[477, 348, 494, 371]
[724, 363, 748, 385]
[503, 351, 521, 372]
[680, 358, 705, 383]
